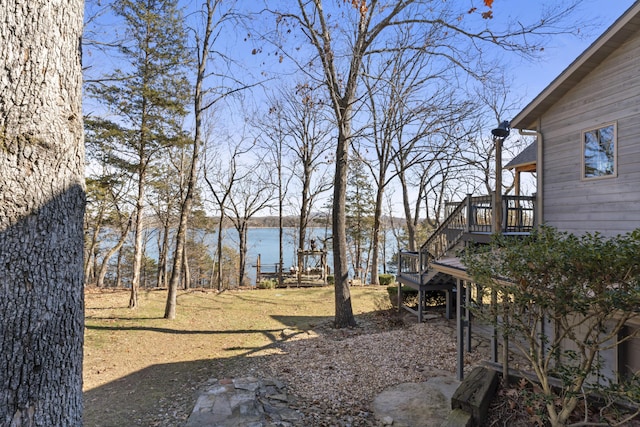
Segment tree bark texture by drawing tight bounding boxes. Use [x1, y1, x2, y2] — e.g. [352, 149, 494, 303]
[333, 124, 356, 328]
[0, 1, 85, 425]
[129, 169, 146, 308]
[370, 180, 384, 286]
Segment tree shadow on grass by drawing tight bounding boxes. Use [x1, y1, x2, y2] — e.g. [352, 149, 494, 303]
[85, 324, 285, 336]
[83, 357, 260, 427]
[82, 311, 397, 426]
[230, 289, 335, 307]
[82, 312, 355, 425]
[82, 324, 322, 426]
[270, 314, 333, 331]
[85, 316, 166, 321]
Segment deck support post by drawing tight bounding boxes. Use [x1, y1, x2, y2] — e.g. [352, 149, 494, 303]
[465, 193, 473, 232]
[418, 250, 424, 323]
[457, 278, 464, 381]
[445, 289, 453, 319]
[466, 282, 472, 352]
[490, 290, 498, 363]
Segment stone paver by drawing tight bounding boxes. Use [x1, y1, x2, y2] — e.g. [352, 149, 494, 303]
[185, 377, 301, 427]
[187, 374, 460, 427]
[372, 376, 460, 427]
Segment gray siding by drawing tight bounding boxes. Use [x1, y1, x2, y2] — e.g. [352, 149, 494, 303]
[540, 34, 640, 236]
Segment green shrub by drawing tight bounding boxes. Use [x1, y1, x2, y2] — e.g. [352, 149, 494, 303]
[257, 279, 276, 289]
[386, 285, 418, 300]
[327, 275, 334, 285]
[464, 226, 640, 426]
[378, 274, 395, 286]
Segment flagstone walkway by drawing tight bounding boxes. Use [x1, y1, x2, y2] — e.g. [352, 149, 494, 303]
[185, 374, 461, 427]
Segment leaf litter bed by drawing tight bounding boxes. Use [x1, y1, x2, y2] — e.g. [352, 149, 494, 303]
[83, 288, 486, 426]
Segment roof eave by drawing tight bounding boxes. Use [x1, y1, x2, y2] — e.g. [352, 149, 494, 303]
[511, 2, 640, 130]
[505, 160, 536, 171]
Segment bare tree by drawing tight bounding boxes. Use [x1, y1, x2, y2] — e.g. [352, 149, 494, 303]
[96, 214, 133, 289]
[266, 0, 582, 326]
[271, 1, 424, 326]
[257, 83, 333, 284]
[85, 171, 134, 289]
[359, 25, 467, 281]
[225, 160, 275, 287]
[0, 0, 84, 423]
[166, 0, 223, 318]
[459, 78, 528, 198]
[203, 140, 249, 290]
[146, 151, 183, 290]
[253, 98, 294, 288]
[164, 0, 265, 317]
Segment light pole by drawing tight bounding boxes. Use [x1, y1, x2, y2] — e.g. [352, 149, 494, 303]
[491, 119, 511, 383]
[491, 121, 510, 234]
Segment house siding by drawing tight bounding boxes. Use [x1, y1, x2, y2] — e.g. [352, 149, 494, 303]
[540, 34, 640, 237]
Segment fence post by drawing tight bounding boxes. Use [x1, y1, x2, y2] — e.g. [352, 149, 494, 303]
[502, 196, 508, 233]
[465, 193, 473, 233]
[256, 254, 261, 286]
[533, 193, 537, 227]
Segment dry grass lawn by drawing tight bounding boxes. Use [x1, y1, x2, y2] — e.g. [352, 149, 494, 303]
[83, 286, 391, 426]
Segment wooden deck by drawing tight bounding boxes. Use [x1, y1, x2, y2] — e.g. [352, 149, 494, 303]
[396, 194, 535, 322]
[431, 257, 474, 282]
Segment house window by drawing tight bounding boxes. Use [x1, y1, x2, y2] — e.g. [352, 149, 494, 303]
[582, 123, 617, 179]
[618, 325, 640, 380]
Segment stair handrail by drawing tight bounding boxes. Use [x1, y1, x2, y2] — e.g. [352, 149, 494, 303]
[419, 194, 471, 271]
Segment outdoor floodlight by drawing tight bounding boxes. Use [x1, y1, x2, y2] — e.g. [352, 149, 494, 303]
[491, 120, 511, 139]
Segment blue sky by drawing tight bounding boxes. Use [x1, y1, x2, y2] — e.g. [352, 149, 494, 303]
[83, 0, 639, 212]
[83, 1, 638, 122]
[506, 0, 636, 107]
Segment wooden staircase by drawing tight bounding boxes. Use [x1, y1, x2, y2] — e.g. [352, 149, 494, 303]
[396, 193, 536, 321]
[396, 197, 471, 321]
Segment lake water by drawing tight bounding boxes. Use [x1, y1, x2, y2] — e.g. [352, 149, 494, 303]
[142, 226, 398, 284]
[238, 227, 332, 271]
[236, 227, 399, 282]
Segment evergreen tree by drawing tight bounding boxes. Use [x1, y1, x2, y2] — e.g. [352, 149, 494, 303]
[86, 0, 191, 308]
[346, 156, 375, 283]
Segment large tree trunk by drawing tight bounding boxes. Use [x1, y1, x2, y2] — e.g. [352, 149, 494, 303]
[0, 1, 85, 425]
[130, 170, 146, 308]
[237, 223, 248, 287]
[370, 184, 384, 286]
[333, 122, 357, 328]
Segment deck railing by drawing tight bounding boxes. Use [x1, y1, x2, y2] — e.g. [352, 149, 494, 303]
[398, 194, 536, 282]
[503, 195, 536, 233]
[445, 195, 536, 234]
